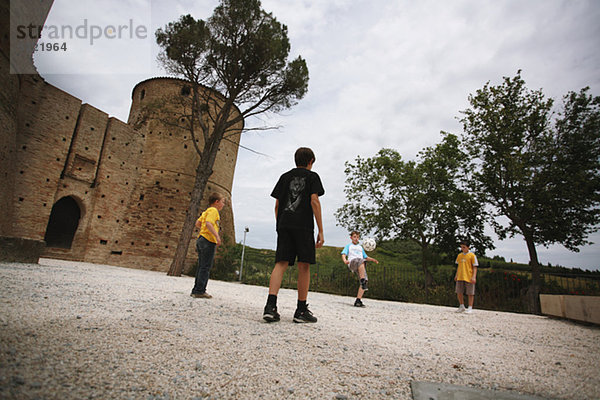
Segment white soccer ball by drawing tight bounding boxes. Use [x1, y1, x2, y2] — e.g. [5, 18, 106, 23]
[362, 237, 376, 251]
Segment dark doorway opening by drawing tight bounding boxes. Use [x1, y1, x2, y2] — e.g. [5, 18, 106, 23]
[44, 196, 81, 248]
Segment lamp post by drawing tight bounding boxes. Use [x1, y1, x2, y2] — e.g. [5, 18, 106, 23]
[239, 226, 249, 282]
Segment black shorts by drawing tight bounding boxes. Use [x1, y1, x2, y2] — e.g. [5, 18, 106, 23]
[275, 228, 316, 265]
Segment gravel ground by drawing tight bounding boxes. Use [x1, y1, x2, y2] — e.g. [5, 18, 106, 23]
[0, 258, 598, 400]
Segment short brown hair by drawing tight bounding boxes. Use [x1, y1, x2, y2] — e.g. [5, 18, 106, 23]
[295, 147, 315, 167]
[350, 231, 360, 237]
[208, 192, 224, 205]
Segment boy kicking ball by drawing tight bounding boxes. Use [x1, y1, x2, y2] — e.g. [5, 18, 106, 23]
[454, 240, 478, 314]
[341, 231, 378, 307]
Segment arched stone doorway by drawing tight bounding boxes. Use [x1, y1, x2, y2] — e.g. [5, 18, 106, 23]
[44, 196, 81, 248]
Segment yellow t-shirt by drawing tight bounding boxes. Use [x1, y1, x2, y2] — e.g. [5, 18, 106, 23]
[198, 207, 220, 243]
[455, 251, 478, 282]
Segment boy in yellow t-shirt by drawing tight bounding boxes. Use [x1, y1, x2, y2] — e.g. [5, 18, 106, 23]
[191, 192, 226, 299]
[454, 240, 478, 313]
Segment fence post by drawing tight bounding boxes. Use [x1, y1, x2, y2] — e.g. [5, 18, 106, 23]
[265, 263, 269, 287]
[383, 265, 386, 299]
[346, 270, 351, 296]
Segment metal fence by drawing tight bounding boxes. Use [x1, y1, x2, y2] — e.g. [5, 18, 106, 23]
[232, 262, 600, 314]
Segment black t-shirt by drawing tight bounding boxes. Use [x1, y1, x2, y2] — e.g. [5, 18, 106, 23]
[271, 167, 325, 231]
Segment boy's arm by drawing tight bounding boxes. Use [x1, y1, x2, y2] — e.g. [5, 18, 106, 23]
[195, 218, 202, 229]
[341, 245, 349, 264]
[471, 254, 478, 283]
[454, 258, 458, 281]
[274, 199, 279, 218]
[366, 256, 379, 264]
[310, 193, 324, 248]
[205, 221, 221, 245]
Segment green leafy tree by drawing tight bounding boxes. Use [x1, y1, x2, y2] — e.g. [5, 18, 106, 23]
[335, 133, 493, 289]
[155, 0, 309, 276]
[459, 71, 600, 313]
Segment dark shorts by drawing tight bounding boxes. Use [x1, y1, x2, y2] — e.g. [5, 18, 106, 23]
[275, 228, 316, 265]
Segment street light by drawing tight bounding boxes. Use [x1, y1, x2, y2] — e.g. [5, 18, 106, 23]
[239, 226, 249, 282]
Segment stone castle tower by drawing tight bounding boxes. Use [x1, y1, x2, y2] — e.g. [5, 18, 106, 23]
[0, 0, 242, 272]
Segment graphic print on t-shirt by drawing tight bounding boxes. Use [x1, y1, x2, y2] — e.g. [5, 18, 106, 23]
[285, 177, 306, 212]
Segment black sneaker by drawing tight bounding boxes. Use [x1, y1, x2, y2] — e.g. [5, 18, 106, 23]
[354, 298, 365, 307]
[293, 305, 317, 323]
[360, 278, 369, 291]
[263, 303, 280, 322]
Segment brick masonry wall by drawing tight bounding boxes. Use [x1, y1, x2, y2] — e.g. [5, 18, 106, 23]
[78, 117, 148, 268]
[0, 59, 18, 236]
[2, 3, 243, 271]
[1, 0, 54, 242]
[1, 0, 245, 269]
[42, 103, 112, 262]
[126, 78, 242, 272]
[36, 77, 242, 272]
[12, 76, 81, 240]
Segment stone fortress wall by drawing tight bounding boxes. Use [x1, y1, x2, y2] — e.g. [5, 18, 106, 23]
[0, 0, 242, 272]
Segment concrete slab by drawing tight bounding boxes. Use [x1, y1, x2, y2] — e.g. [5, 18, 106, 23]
[411, 381, 550, 400]
[541, 294, 600, 325]
[564, 295, 600, 325]
[540, 294, 565, 318]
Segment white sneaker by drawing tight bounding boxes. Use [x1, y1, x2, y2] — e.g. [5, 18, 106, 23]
[456, 305, 466, 313]
[465, 307, 473, 314]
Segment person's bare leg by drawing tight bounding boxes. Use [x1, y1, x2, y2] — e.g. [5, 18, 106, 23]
[468, 294, 474, 308]
[297, 262, 310, 301]
[358, 264, 366, 280]
[268, 261, 289, 295]
[457, 292, 464, 306]
[356, 287, 365, 299]
[355, 263, 367, 304]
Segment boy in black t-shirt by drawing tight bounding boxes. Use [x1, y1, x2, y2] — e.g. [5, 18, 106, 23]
[263, 147, 325, 323]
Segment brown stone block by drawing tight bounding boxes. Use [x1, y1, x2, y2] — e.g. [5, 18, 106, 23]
[0, 236, 45, 263]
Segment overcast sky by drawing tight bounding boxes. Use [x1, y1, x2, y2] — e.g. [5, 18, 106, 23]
[36, 0, 600, 270]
